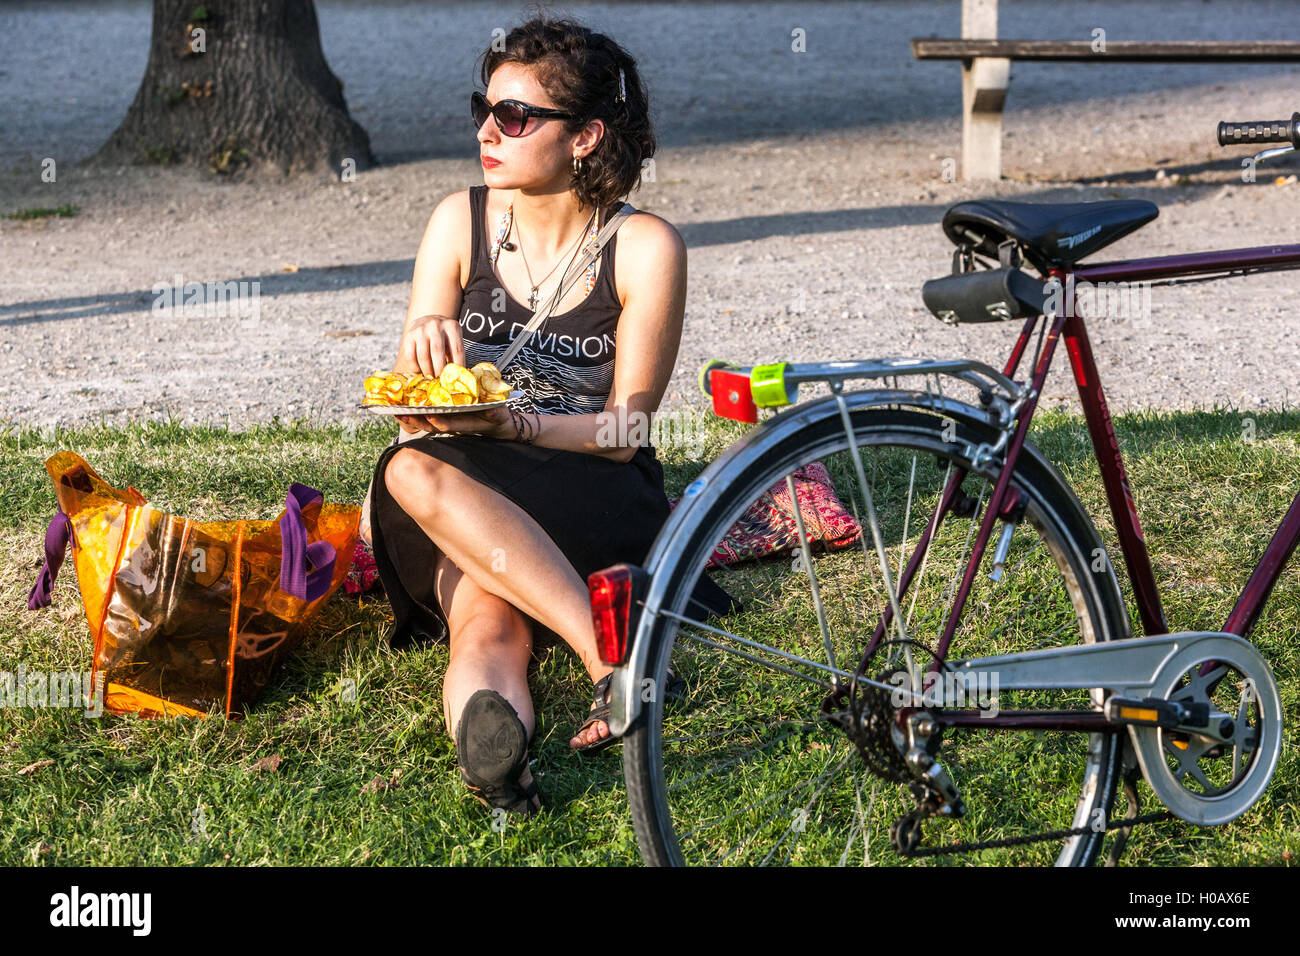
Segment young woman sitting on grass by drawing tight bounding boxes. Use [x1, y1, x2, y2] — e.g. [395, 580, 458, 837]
[365, 15, 734, 817]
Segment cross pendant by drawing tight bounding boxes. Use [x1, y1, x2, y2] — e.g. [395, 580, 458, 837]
[528, 287, 538, 310]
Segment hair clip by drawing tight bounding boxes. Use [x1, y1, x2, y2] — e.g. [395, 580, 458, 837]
[616, 66, 626, 103]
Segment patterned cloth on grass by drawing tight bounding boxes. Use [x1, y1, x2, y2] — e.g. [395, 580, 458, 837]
[345, 537, 381, 596]
[667, 461, 861, 568]
[343, 460, 862, 595]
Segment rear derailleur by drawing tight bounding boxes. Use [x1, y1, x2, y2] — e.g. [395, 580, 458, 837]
[888, 709, 967, 855]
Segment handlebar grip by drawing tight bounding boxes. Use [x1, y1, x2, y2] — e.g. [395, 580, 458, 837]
[1217, 113, 1299, 147]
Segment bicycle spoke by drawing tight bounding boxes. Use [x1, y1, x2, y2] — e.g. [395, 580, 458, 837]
[763, 751, 857, 866]
[898, 453, 918, 586]
[667, 729, 804, 793]
[785, 472, 839, 677]
[837, 777, 875, 867]
[718, 750, 854, 867]
[665, 610, 850, 685]
[681, 746, 850, 852]
[904, 460, 952, 635]
[663, 711, 838, 745]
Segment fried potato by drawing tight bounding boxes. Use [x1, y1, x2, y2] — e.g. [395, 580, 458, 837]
[362, 362, 511, 407]
[471, 361, 506, 394]
[362, 374, 390, 404]
[439, 362, 479, 398]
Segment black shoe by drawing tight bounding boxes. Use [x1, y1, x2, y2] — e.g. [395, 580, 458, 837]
[455, 689, 540, 816]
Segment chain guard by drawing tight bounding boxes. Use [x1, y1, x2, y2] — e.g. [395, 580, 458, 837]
[1125, 634, 1282, 826]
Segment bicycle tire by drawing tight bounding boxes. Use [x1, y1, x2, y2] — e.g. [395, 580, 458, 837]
[624, 406, 1131, 866]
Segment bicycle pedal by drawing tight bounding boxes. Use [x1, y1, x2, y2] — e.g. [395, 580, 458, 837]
[1104, 695, 1210, 730]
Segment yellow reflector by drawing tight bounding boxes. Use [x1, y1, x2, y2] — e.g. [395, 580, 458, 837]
[1118, 706, 1159, 722]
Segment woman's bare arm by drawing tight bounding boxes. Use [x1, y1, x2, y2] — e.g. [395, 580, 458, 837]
[396, 190, 472, 368]
[392, 190, 472, 433]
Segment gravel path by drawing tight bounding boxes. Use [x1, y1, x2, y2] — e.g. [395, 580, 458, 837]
[2, 0, 1299, 432]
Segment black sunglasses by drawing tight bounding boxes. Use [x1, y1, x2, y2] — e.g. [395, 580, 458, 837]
[471, 90, 575, 136]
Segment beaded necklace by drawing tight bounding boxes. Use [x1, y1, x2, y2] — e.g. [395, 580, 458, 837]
[490, 197, 601, 309]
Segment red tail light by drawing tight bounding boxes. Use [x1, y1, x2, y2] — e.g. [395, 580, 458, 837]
[709, 368, 758, 423]
[588, 563, 644, 665]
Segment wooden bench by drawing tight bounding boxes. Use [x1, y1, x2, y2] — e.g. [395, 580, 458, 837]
[913, 1, 1300, 180]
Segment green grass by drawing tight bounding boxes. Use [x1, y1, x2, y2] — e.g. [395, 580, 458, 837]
[0, 407, 1295, 866]
[3, 204, 78, 221]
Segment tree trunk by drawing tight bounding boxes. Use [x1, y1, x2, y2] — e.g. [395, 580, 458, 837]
[94, 0, 374, 177]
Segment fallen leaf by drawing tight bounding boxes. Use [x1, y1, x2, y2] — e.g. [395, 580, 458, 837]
[361, 770, 401, 794]
[323, 329, 375, 339]
[250, 754, 282, 773]
[280, 264, 300, 273]
[18, 759, 54, 775]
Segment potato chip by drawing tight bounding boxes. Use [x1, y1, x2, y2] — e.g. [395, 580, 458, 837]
[360, 363, 510, 407]
[471, 362, 505, 394]
[440, 363, 479, 398]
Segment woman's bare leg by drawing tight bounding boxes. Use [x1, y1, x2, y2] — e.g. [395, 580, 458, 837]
[385, 448, 614, 748]
[437, 551, 540, 810]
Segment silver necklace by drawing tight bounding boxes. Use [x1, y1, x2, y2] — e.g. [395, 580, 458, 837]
[508, 199, 598, 310]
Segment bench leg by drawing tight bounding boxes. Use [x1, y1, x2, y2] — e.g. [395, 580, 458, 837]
[961, 56, 1010, 181]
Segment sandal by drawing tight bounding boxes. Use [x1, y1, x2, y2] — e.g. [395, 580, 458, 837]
[455, 689, 541, 816]
[572, 673, 617, 754]
[571, 670, 687, 754]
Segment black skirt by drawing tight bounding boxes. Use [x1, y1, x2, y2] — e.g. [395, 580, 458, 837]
[368, 433, 738, 650]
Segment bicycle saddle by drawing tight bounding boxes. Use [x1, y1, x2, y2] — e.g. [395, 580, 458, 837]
[942, 199, 1159, 272]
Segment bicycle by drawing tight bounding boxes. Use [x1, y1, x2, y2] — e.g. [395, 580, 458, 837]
[587, 113, 1300, 866]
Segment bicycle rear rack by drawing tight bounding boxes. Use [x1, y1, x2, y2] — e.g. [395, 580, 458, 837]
[701, 355, 1039, 707]
[705, 356, 1034, 467]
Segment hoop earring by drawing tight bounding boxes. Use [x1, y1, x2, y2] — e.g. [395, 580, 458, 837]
[572, 154, 584, 176]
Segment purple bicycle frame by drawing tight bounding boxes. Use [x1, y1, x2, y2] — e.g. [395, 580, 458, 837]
[865, 241, 1300, 730]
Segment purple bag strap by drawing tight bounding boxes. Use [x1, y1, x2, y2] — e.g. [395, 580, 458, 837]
[279, 483, 337, 603]
[28, 511, 72, 610]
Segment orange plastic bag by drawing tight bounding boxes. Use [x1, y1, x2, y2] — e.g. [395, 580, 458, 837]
[27, 451, 358, 719]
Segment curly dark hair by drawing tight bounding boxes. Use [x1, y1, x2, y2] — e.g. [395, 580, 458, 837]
[476, 9, 656, 213]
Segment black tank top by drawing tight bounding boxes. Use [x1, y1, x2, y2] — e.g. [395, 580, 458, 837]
[459, 185, 623, 416]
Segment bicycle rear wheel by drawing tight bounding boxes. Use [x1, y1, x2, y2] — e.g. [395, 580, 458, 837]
[624, 406, 1130, 865]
